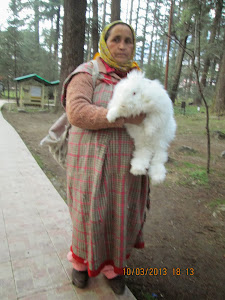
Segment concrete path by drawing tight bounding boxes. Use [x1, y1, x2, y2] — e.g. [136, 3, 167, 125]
[0, 100, 136, 300]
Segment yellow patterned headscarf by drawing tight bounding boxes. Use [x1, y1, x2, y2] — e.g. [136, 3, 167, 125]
[94, 20, 140, 72]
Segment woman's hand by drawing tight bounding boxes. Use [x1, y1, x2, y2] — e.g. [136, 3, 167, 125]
[124, 113, 146, 125]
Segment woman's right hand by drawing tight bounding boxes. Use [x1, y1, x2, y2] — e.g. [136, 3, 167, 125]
[124, 113, 146, 125]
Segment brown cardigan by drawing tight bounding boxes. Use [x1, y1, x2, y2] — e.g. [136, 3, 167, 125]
[66, 58, 125, 130]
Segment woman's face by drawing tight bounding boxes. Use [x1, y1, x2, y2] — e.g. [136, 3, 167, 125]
[106, 24, 134, 64]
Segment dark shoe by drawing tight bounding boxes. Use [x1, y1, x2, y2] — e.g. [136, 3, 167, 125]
[106, 275, 125, 295]
[72, 269, 89, 288]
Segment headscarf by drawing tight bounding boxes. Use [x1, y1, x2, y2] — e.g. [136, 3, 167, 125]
[94, 20, 140, 72]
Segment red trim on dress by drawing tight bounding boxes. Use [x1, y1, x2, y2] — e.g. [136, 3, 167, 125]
[134, 242, 145, 249]
[70, 244, 143, 277]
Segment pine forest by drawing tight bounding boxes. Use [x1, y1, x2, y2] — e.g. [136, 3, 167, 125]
[0, 0, 224, 114]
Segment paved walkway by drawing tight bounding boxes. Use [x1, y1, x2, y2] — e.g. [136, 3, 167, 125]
[0, 100, 136, 300]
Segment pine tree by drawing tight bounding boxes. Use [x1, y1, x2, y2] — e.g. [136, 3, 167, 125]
[59, 0, 87, 109]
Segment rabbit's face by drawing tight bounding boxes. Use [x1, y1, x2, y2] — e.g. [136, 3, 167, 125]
[113, 79, 145, 115]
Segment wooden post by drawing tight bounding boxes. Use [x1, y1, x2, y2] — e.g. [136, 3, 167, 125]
[20, 83, 24, 108]
[181, 101, 186, 115]
[41, 85, 45, 109]
[54, 87, 57, 107]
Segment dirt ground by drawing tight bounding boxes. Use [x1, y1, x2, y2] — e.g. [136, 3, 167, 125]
[2, 103, 225, 300]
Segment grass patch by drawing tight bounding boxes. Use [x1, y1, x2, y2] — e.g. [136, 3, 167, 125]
[144, 294, 157, 300]
[32, 153, 45, 170]
[1, 103, 18, 112]
[174, 104, 225, 135]
[174, 104, 206, 116]
[179, 149, 199, 157]
[174, 113, 207, 136]
[208, 198, 225, 209]
[2, 103, 51, 114]
[1, 90, 17, 99]
[189, 169, 209, 185]
[177, 162, 209, 186]
[183, 162, 197, 168]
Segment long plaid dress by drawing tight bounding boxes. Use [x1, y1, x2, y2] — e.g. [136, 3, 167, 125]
[65, 60, 150, 277]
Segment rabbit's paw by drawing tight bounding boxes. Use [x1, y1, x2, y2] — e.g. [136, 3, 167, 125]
[106, 108, 118, 122]
[130, 165, 147, 175]
[149, 164, 166, 185]
[130, 158, 148, 175]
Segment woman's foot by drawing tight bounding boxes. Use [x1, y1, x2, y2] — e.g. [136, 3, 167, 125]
[72, 269, 89, 288]
[106, 275, 125, 295]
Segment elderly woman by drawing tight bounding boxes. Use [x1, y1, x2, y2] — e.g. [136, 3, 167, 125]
[62, 20, 150, 295]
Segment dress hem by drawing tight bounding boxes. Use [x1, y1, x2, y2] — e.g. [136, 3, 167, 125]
[70, 242, 145, 277]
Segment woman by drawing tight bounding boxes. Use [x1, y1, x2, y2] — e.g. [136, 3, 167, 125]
[63, 20, 150, 295]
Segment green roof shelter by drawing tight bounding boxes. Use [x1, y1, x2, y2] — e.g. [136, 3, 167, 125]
[14, 74, 60, 108]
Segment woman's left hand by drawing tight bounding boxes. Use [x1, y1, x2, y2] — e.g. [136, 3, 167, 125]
[124, 113, 146, 125]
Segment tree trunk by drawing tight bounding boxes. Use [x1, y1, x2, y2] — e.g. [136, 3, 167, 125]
[187, 56, 193, 97]
[209, 59, 216, 86]
[125, 0, 129, 23]
[92, 0, 99, 55]
[164, 0, 173, 90]
[160, 37, 166, 69]
[147, 0, 158, 66]
[169, 0, 191, 103]
[34, 0, 40, 50]
[200, 0, 223, 87]
[135, 0, 140, 37]
[14, 43, 19, 106]
[213, 36, 225, 115]
[129, 0, 134, 24]
[58, 0, 87, 110]
[111, 0, 120, 22]
[86, 7, 92, 61]
[170, 35, 188, 103]
[140, 0, 149, 69]
[102, 0, 107, 29]
[153, 22, 159, 62]
[54, 4, 61, 62]
[194, 17, 200, 71]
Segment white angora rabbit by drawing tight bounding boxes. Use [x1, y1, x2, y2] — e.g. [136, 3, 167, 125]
[107, 70, 176, 185]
